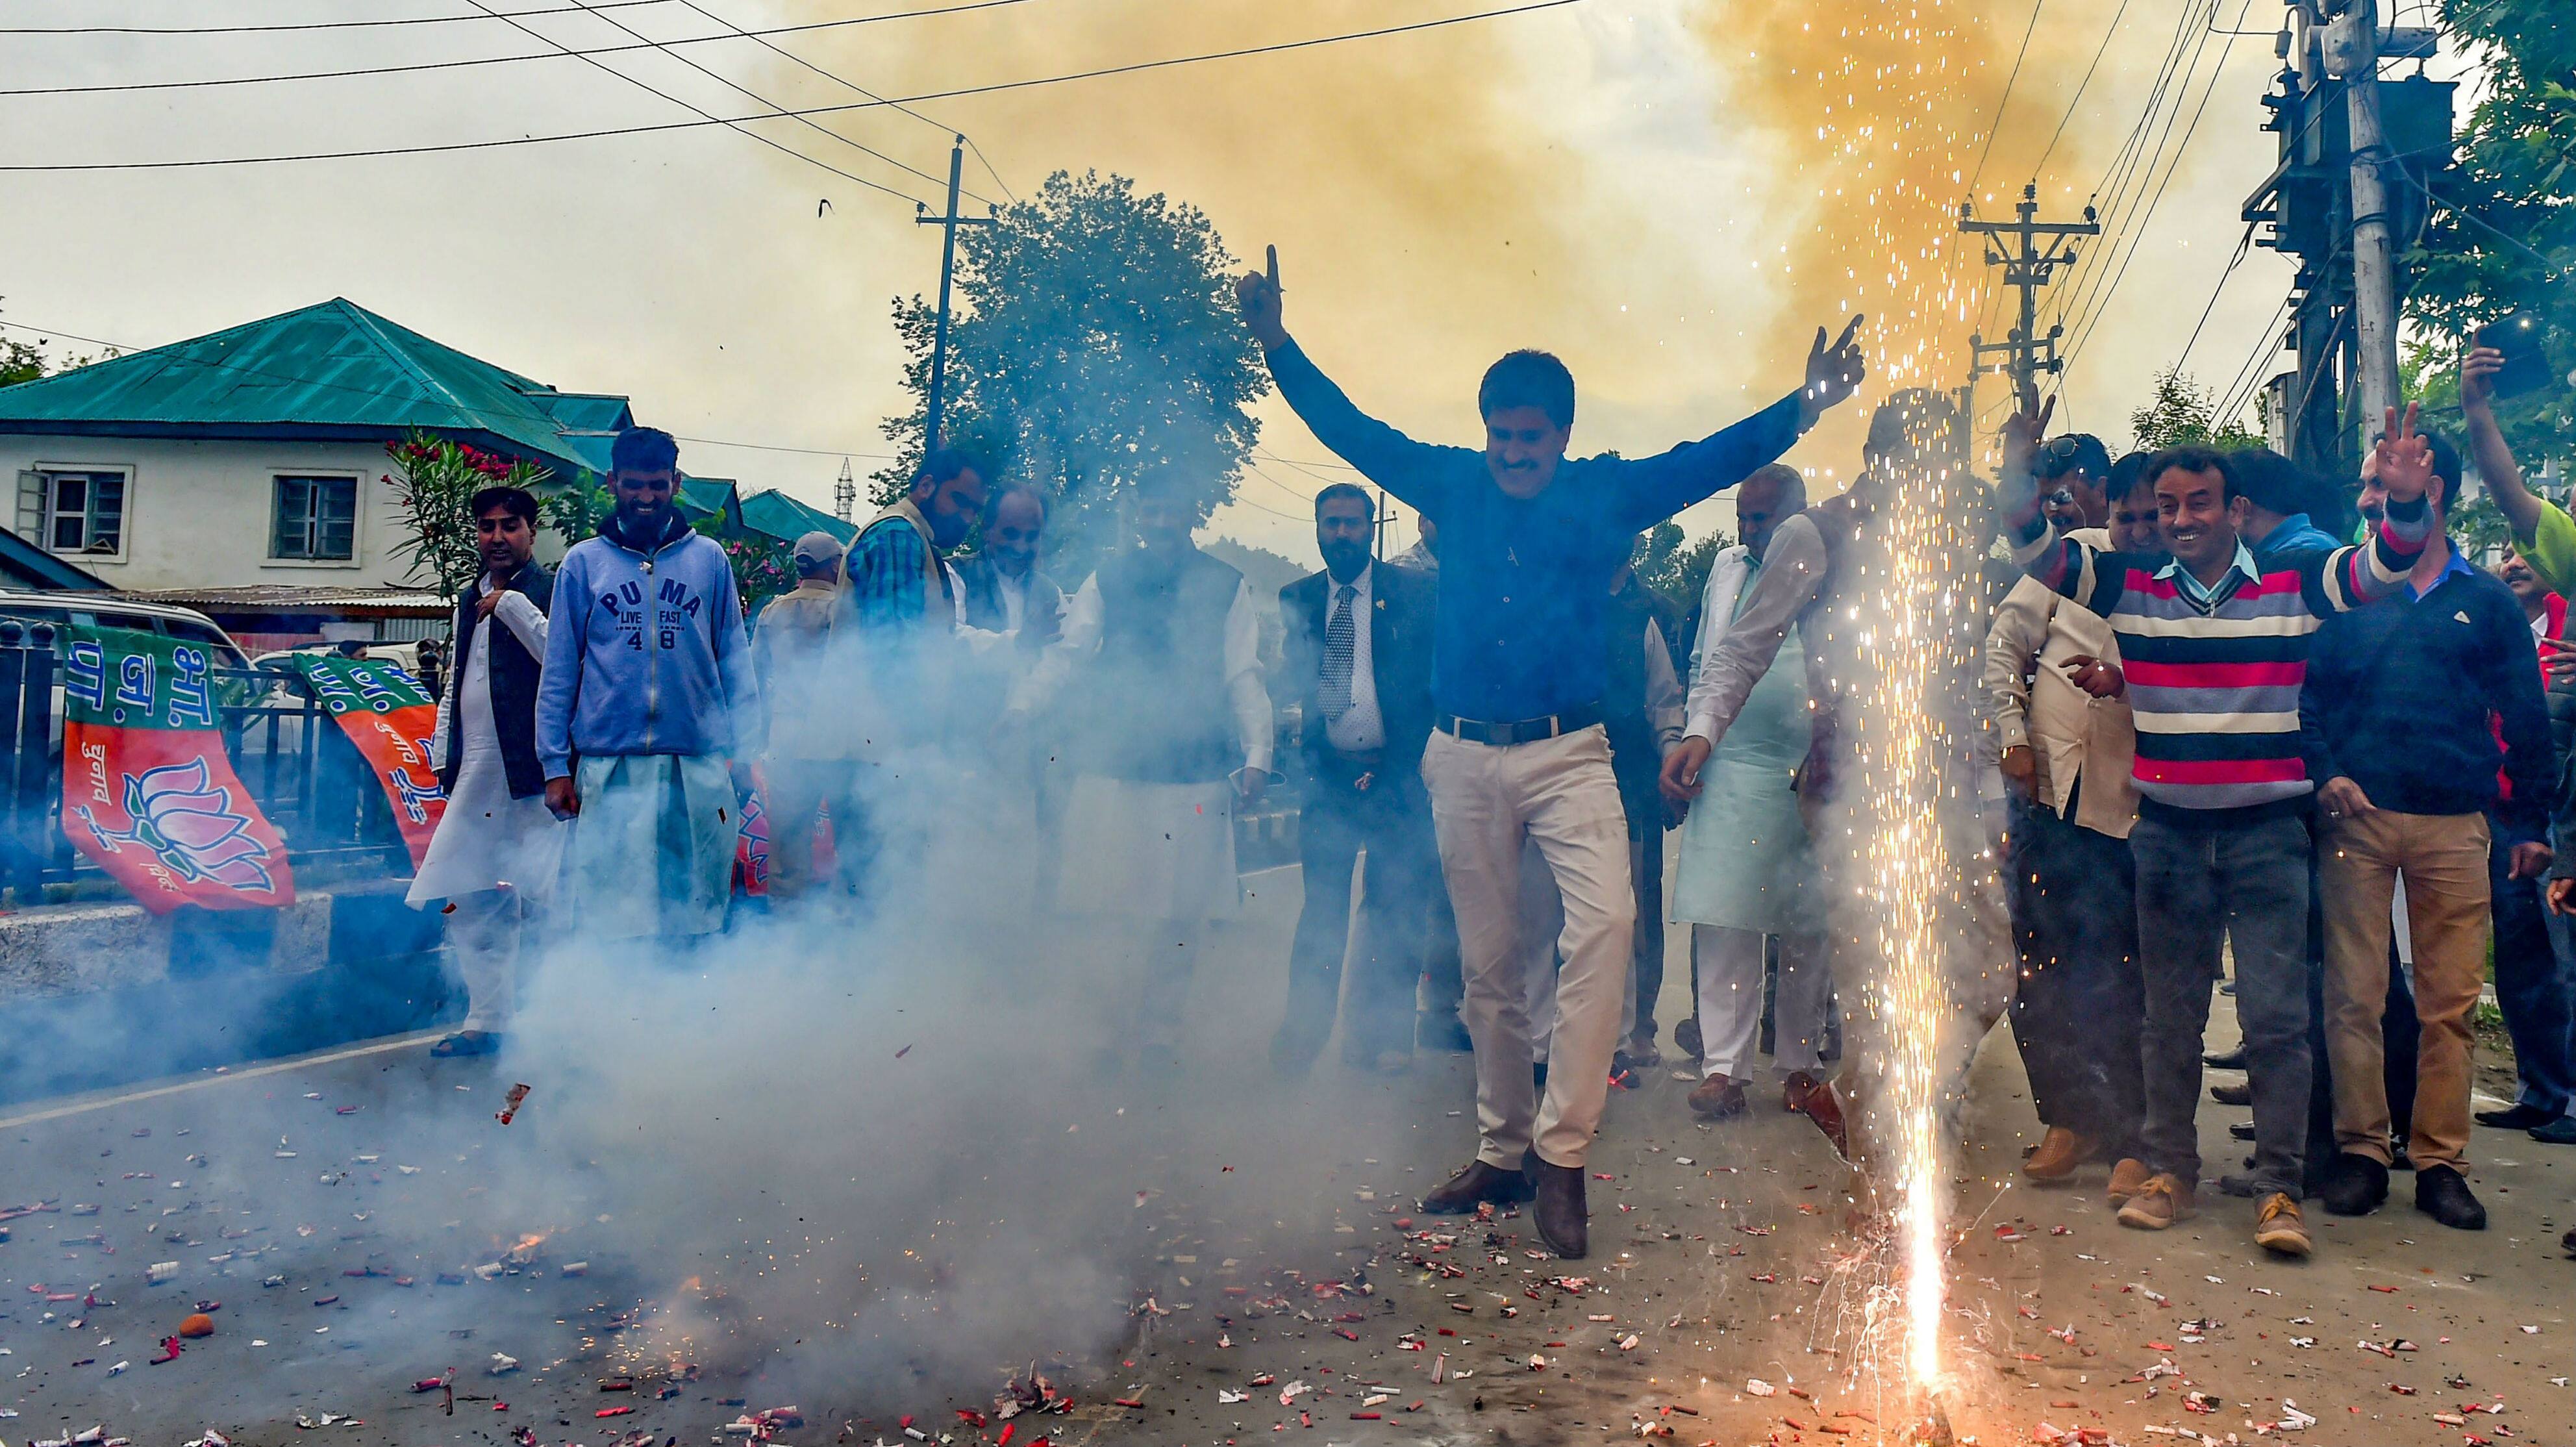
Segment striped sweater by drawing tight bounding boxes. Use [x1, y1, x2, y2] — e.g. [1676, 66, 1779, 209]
[2007, 518, 2429, 820]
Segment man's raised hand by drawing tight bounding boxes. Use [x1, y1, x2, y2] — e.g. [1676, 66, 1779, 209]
[2001, 383, 2056, 482]
[1799, 314, 1868, 427]
[1234, 244, 1289, 351]
[2373, 401, 2434, 505]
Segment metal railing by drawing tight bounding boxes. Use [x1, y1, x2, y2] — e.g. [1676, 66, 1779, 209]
[0, 629, 412, 903]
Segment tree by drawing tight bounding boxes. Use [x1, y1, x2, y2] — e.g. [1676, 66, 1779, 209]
[383, 433, 550, 603]
[872, 171, 1269, 561]
[2407, 1, 2574, 469]
[1632, 520, 1730, 625]
[2127, 366, 2266, 454]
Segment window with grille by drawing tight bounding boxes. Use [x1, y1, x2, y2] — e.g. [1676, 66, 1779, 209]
[271, 474, 358, 560]
[13, 468, 129, 556]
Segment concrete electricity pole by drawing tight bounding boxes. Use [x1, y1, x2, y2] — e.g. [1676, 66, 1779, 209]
[2327, 0, 2400, 433]
[915, 136, 993, 457]
[1958, 184, 2099, 409]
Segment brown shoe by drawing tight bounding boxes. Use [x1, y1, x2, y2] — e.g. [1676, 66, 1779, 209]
[1688, 1074, 1748, 1120]
[2254, 1192, 2312, 1257]
[2021, 1127, 2094, 1182]
[2210, 1081, 2253, 1107]
[1528, 1156, 1588, 1259]
[2107, 1157, 2153, 1206]
[2116, 1172, 2198, 1230]
[1419, 1159, 1534, 1214]
[1784, 1073, 1848, 1158]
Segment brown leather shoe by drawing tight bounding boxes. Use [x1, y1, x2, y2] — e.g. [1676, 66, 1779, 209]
[2107, 1157, 2153, 1205]
[2254, 1191, 2312, 1257]
[1419, 1159, 1534, 1214]
[1784, 1072, 1848, 1159]
[1528, 1156, 1588, 1259]
[2210, 1081, 2253, 1107]
[2116, 1172, 2197, 1230]
[2021, 1127, 2094, 1182]
[1687, 1074, 1748, 1120]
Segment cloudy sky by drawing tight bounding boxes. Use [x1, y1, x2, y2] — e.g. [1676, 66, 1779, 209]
[0, 0, 2475, 560]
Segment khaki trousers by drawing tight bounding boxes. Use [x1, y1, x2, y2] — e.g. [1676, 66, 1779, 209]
[1422, 725, 1634, 1170]
[2320, 809, 2492, 1170]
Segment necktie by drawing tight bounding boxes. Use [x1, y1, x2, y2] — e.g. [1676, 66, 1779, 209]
[1320, 583, 1357, 720]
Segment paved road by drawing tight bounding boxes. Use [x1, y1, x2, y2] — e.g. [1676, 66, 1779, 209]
[3, 866, 2571, 1447]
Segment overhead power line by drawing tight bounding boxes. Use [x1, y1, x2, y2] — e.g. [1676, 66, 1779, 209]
[665, 0, 1001, 203]
[0, 0, 673, 35]
[1964, 0, 2047, 197]
[0, 0, 1597, 175]
[458, 0, 931, 207]
[2029, 0, 2134, 181]
[0, 0, 1040, 100]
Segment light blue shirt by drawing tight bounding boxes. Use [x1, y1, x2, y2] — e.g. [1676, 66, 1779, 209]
[2156, 539, 2263, 611]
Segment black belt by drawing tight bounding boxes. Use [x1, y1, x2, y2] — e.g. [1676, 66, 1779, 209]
[1436, 701, 1604, 746]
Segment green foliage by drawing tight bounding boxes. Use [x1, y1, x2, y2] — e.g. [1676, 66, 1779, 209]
[2408, 1, 2575, 464]
[2127, 366, 2264, 453]
[872, 170, 1269, 559]
[0, 338, 48, 388]
[382, 432, 552, 603]
[695, 520, 794, 613]
[1633, 520, 1732, 623]
[544, 473, 613, 547]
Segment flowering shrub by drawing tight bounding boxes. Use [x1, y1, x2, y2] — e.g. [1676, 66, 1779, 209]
[384, 432, 551, 601]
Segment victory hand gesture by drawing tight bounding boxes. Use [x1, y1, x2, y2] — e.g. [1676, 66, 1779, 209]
[1799, 314, 1868, 427]
[1999, 383, 2056, 487]
[2373, 401, 2435, 507]
[1234, 245, 1289, 351]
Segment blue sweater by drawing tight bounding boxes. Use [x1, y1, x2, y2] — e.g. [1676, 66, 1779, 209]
[1266, 340, 1802, 721]
[536, 530, 763, 777]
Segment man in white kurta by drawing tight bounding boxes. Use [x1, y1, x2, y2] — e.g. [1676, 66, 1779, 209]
[1008, 485, 1272, 1074]
[1662, 464, 1834, 1122]
[407, 487, 566, 1055]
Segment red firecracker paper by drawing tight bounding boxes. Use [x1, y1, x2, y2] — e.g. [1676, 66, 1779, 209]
[59, 626, 293, 912]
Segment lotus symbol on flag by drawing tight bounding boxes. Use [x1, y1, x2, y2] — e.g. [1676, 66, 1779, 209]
[77, 759, 277, 893]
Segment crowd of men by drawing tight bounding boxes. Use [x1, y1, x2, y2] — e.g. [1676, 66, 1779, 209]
[397, 253, 2573, 1265]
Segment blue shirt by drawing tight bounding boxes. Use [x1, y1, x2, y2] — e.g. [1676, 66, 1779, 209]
[2155, 540, 2263, 612]
[2253, 512, 2340, 561]
[1266, 340, 1803, 720]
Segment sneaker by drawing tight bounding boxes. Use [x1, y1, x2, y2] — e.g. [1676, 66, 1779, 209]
[2318, 1153, 2389, 1216]
[2021, 1127, 2094, 1182]
[2413, 1164, 2488, 1231]
[2107, 1157, 2153, 1206]
[2117, 1174, 2197, 1229]
[1687, 1073, 1748, 1120]
[2253, 1192, 2312, 1257]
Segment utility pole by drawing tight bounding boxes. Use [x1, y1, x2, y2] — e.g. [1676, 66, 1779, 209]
[914, 136, 992, 457]
[1958, 184, 2098, 406]
[832, 459, 856, 522]
[2327, 0, 2399, 433]
[2244, 1, 2448, 477]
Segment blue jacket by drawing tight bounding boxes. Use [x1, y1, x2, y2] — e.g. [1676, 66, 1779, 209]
[536, 529, 763, 777]
[1266, 340, 1801, 721]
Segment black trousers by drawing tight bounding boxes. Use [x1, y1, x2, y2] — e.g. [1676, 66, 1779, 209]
[2005, 798, 2146, 1157]
[1280, 761, 1442, 1061]
[1629, 821, 1666, 1045]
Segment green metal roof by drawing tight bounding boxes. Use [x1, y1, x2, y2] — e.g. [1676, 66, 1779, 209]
[0, 298, 632, 480]
[739, 487, 857, 547]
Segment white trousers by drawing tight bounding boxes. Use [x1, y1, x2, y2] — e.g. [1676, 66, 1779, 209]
[447, 888, 529, 1035]
[1423, 726, 1634, 1170]
[1692, 924, 1832, 1081]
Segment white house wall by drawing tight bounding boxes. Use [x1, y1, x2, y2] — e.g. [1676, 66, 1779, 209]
[0, 434, 435, 592]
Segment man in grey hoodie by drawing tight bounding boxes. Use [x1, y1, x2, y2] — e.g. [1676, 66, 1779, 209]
[538, 427, 764, 940]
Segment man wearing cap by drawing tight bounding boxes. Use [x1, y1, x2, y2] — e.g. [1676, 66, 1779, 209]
[752, 532, 851, 901]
